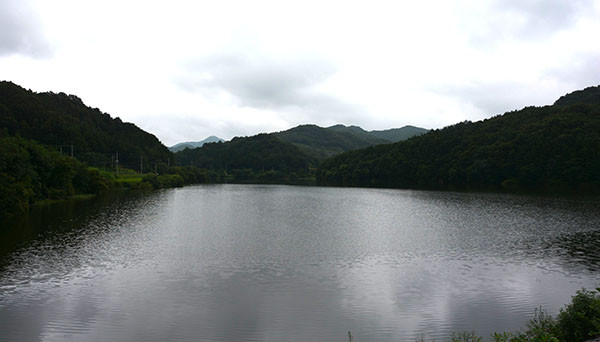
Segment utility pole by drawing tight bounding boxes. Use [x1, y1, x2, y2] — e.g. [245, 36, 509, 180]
[59, 146, 63, 154]
[140, 153, 143, 174]
[154, 163, 157, 175]
[167, 158, 170, 167]
[116, 151, 119, 176]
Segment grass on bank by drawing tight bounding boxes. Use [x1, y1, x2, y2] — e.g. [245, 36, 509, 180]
[33, 193, 96, 207]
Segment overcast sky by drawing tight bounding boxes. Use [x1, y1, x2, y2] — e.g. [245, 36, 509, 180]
[1, 0, 599, 145]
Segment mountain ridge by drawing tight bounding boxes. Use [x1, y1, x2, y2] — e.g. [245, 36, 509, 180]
[169, 136, 225, 152]
[274, 123, 428, 160]
[3, 79, 599, 195]
[173, 124, 429, 169]
[317, 84, 600, 194]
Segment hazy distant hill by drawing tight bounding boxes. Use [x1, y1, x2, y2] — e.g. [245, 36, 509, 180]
[274, 124, 428, 160]
[274, 124, 389, 160]
[369, 125, 429, 142]
[318, 85, 600, 194]
[169, 136, 225, 152]
[0, 81, 171, 171]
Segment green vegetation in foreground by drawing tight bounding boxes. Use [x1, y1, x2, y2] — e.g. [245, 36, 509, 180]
[0, 134, 221, 218]
[417, 288, 600, 341]
[318, 85, 600, 194]
[0, 81, 233, 218]
[33, 193, 96, 207]
[0, 134, 111, 217]
[92, 165, 223, 191]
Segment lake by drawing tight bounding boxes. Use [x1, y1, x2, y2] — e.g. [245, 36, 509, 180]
[1, 184, 600, 341]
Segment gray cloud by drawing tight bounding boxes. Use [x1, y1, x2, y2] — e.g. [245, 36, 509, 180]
[546, 53, 600, 88]
[137, 114, 255, 145]
[0, 0, 51, 57]
[466, 0, 594, 47]
[496, 0, 591, 35]
[176, 54, 365, 123]
[436, 54, 600, 118]
[430, 81, 561, 120]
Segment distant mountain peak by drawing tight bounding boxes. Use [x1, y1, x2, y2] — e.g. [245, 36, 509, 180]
[272, 123, 428, 160]
[169, 136, 225, 152]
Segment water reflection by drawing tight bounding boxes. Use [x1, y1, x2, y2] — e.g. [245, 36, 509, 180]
[0, 185, 599, 341]
[540, 230, 600, 273]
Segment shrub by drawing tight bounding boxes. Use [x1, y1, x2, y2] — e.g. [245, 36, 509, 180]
[518, 307, 559, 342]
[555, 288, 600, 342]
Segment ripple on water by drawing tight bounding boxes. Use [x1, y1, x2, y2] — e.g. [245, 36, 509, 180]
[1, 186, 600, 341]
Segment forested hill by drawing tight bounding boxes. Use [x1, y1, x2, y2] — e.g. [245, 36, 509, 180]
[0, 81, 171, 170]
[174, 134, 314, 182]
[174, 124, 428, 181]
[317, 85, 600, 193]
[273, 124, 389, 160]
[274, 124, 428, 160]
[369, 125, 429, 142]
[554, 85, 600, 106]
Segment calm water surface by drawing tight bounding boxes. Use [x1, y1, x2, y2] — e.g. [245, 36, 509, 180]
[1, 185, 600, 341]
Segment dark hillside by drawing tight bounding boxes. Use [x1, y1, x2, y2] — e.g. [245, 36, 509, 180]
[0, 81, 171, 170]
[369, 125, 429, 142]
[0, 135, 112, 217]
[554, 85, 600, 106]
[175, 133, 314, 174]
[318, 86, 600, 193]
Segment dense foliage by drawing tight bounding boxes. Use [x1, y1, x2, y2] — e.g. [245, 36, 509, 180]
[0, 81, 172, 171]
[4, 79, 599, 217]
[0, 135, 111, 217]
[172, 124, 429, 183]
[174, 133, 315, 183]
[554, 85, 600, 106]
[0, 82, 219, 218]
[0, 133, 221, 218]
[318, 88, 600, 194]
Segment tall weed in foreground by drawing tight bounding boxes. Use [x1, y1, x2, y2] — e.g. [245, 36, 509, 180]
[517, 307, 559, 342]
